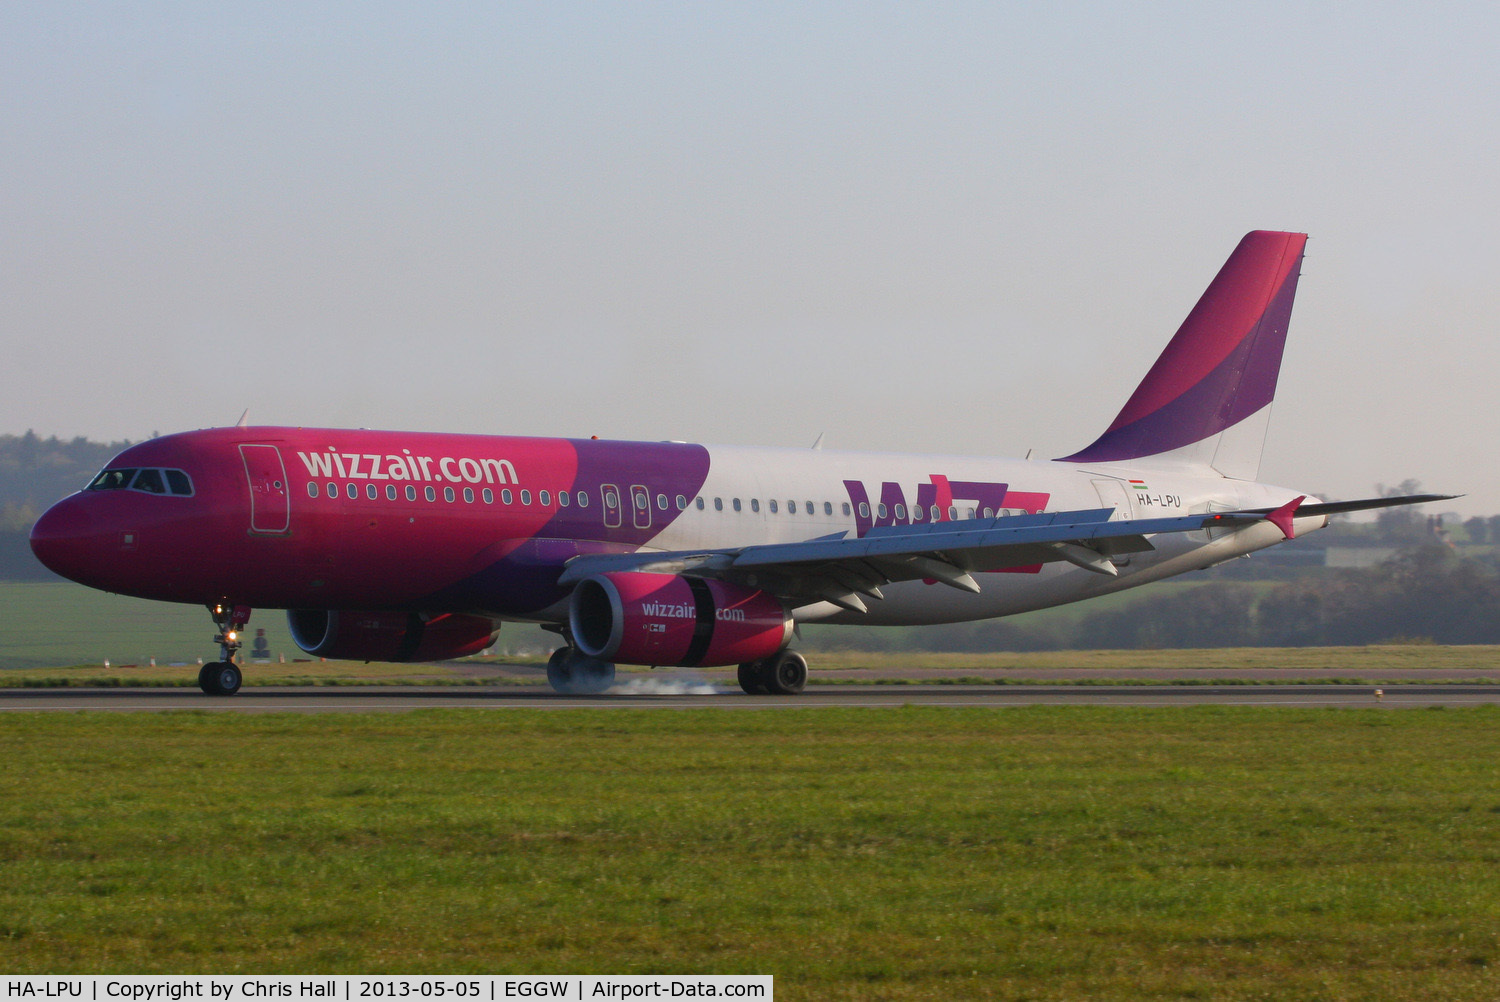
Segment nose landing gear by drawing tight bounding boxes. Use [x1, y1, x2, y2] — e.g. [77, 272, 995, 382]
[200, 603, 251, 695]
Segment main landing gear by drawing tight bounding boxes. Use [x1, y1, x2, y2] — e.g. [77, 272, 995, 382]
[737, 650, 808, 695]
[199, 603, 250, 696]
[542, 646, 808, 696]
[546, 647, 616, 695]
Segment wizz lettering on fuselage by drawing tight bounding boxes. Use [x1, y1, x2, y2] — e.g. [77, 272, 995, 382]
[842, 475, 1052, 536]
[295, 450, 516, 485]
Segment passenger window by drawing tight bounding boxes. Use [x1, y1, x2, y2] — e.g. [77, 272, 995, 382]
[656, 494, 668, 511]
[576, 491, 588, 508]
[425, 486, 436, 502]
[824, 501, 833, 516]
[347, 483, 358, 500]
[765, 499, 774, 513]
[559, 491, 570, 507]
[805, 501, 813, 515]
[521, 490, 532, 505]
[463, 487, 474, 503]
[327, 483, 337, 498]
[604, 490, 618, 508]
[696, 497, 705, 510]
[165, 470, 193, 495]
[895, 504, 906, 520]
[714, 498, 723, 512]
[366, 484, 378, 500]
[444, 487, 455, 502]
[540, 490, 551, 506]
[842, 502, 852, 516]
[132, 469, 167, 494]
[483, 488, 494, 504]
[406, 485, 417, 501]
[752, 499, 761, 513]
[676, 495, 687, 510]
[732, 498, 742, 512]
[502, 489, 513, 504]
[877, 504, 888, 519]
[788, 500, 797, 514]
[387, 485, 398, 501]
[858, 502, 869, 518]
[948, 506, 958, 520]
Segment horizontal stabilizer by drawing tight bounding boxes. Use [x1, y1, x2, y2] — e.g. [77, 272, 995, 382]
[1209, 493, 1458, 541]
[1284, 494, 1458, 518]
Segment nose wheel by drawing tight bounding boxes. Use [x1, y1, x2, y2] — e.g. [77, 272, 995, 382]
[201, 603, 251, 695]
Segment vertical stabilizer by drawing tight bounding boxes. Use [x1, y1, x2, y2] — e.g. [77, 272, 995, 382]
[1059, 230, 1307, 480]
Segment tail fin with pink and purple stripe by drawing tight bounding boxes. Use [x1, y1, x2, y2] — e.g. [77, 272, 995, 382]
[1059, 230, 1307, 480]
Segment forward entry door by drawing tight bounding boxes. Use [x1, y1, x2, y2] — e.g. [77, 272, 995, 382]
[240, 444, 291, 534]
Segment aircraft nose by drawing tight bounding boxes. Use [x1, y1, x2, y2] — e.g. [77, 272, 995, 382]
[29, 497, 103, 583]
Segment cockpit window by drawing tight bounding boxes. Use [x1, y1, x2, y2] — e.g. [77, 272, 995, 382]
[131, 469, 167, 494]
[85, 467, 194, 497]
[88, 469, 138, 491]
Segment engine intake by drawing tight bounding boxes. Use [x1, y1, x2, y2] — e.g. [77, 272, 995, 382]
[570, 572, 792, 668]
[287, 610, 498, 662]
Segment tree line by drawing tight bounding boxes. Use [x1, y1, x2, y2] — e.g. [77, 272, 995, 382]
[0, 431, 136, 533]
[2, 434, 1495, 649]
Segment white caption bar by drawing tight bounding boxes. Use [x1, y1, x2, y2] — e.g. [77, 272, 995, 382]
[2, 978, 771, 1001]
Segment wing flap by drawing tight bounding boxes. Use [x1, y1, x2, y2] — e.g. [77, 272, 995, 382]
[554, 494, 1456, 610]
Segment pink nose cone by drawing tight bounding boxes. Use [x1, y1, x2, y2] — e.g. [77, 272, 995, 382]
[29, 497, 102, 584]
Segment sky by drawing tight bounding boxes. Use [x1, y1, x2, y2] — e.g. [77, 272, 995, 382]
[4, 3, 1497, 515]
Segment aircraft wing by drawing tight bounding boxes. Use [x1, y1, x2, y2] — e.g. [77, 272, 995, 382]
[556, 506, 1231, 612]
[555, 493, 1454, 613]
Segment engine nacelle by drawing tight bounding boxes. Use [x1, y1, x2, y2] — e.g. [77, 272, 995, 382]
[570, 572, 792, 668]
[287, 610, 498, 662]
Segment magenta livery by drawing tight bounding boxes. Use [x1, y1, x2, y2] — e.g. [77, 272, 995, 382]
[30, 232, 1448, 695]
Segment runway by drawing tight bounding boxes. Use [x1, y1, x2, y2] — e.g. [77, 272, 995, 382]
[3, 683, 1500, 712]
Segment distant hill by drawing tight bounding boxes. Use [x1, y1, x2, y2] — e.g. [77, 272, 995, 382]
[0, 431, 133, 529]
[0, 432, 134, 579]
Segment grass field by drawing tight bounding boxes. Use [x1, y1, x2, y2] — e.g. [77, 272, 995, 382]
[2, 706, 1499, 999]
[6, 582, 1500, 690]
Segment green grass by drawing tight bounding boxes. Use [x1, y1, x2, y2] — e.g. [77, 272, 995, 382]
[2, 707, 1499, 999]
[0, 582, 555, 671]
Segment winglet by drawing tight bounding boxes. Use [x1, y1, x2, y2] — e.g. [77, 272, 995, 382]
[1266, 495, 1305, 540]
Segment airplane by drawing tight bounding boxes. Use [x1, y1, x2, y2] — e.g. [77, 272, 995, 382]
[29, 230, 1448, 696]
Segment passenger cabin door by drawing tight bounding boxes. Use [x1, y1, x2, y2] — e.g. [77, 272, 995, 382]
[1091, 479, 1133, 521]
[631, 484, 652, 529]
[601, 484, 623, 528]
[240, 444, 291, 534]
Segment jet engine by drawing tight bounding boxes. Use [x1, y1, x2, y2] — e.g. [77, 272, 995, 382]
[287, 610, 498, 662]
[569, 572, 792, 668]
